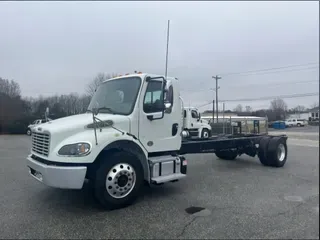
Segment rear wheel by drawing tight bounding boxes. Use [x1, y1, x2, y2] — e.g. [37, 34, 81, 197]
[215, 150, 238, 160]
[258, 137, 271, 166]
[266, 137, 288, 167]
[94, 151, 144, 210]
[201, 128, 211, 139]
[258, 136, 287, 167]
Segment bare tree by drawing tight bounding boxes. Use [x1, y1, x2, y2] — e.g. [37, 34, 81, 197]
[0, 78, 21, 98]
[310, 102, 319, 109]
[293, 105, 306, 112]
[270, 98, 288, 120]
[233, 104, 243, 112]
[86, 73, 117, 97]
[245, 105, 253, 112]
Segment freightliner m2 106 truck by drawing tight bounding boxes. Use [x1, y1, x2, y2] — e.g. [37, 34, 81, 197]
[183, 107, 211, 139]
[26, 73, 288, 210]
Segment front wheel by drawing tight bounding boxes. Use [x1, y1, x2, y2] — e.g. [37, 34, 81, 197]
[94, 151, 144, 210]
[201, 128, 211, 139]
[27, 129, 31, 136]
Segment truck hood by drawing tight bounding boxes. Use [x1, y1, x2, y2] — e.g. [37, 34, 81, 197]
[35, 113, 130, 137]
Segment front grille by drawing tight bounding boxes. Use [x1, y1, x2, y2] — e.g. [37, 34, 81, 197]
[32, 131, 50, 156]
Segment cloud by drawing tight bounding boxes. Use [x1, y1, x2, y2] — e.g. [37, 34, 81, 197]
[0, 1, 318, 110]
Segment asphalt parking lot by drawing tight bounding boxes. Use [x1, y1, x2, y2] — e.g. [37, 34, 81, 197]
[269, 125, 319, 133]
[269, 125, 319, 141]
[0, 135, 319, 239]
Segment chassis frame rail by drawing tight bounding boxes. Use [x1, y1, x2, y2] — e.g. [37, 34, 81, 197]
[179, 133, 288, 155]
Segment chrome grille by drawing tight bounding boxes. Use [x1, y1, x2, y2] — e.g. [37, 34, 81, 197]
[32, 131, 50, 156]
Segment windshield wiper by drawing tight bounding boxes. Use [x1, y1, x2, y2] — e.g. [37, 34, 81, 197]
[86, 107, 116, 115]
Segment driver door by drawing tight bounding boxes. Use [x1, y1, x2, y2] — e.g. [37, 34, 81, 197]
[138, 77, 179, 153]
[191, 109, 202, 129]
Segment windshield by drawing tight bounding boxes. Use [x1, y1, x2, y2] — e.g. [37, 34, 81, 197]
[87, 76, 142, 115]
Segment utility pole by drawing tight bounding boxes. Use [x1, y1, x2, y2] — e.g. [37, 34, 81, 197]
[165, 20, 170, 79]
[212, 75, 221, 123]
[212, 100, 215, 124]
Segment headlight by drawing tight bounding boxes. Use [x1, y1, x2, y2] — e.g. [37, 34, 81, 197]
[58, 143, 91, 156]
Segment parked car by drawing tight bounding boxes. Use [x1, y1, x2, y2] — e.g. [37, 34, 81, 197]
[285, 118, 307, 127]
[27, 118, 52, 135]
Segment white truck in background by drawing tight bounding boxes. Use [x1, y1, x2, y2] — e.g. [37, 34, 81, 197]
[27, 118, 52, 136]
[183, 107, 211, 138]
[26, 72, 289, 210]
[285, 118, 307, 127]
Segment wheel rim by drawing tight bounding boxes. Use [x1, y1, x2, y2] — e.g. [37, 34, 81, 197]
[277, 143, 286, 162]
[106, 163, 136, 199]
[27, 130, 31, 135]
[203, 131, 209, 138]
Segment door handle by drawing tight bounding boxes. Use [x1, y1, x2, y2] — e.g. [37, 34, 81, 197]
[172, 123, 179, 136]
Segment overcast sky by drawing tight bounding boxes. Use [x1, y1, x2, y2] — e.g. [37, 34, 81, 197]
[0, 1, 319, 111]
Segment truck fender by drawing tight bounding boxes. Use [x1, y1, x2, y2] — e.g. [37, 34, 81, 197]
[198, 127, 204, 138]
[97, 140, 150, 182]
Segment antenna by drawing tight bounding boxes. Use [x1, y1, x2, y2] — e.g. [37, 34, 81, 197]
[165, 20, 170, 79]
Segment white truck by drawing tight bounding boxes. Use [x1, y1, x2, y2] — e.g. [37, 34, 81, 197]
[183, 107, 211, 139]
[285, 118, 307, 127]
[26, 73, 289, 210]
[27, 118, 52, 136]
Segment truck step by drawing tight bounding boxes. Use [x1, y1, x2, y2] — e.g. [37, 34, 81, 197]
[151, 173, 186, 184]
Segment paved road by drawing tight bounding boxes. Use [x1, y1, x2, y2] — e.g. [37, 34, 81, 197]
[269, 125, 319, 133]
[0, 136, 319, 239]
[269, 126, 319, 141]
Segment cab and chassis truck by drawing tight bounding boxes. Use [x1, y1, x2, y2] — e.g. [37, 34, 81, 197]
[26, 73, 288, 210]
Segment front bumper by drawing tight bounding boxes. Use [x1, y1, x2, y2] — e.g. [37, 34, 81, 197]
[26, 155, 87, 189]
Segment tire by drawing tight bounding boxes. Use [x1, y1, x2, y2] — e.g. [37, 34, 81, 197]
[27, 129, 31, 136]
[258, 136, 288, 167]
[297, 123, 301, 127]
[201, 128, 211, 139]
[258, 137, 271, 166]
[215, 150, 238, 160]
[266, 137, 288, 167]
[94, 151, 144, 210]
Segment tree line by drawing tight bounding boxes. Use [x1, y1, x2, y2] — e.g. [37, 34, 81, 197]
[0, 73, 112, 134]
[231, 100, 318, 122]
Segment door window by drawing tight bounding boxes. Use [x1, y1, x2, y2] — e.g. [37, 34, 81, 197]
[143, 81, 164, 113]
[164, 85, 174, 114]
[191, 110, 198, 119]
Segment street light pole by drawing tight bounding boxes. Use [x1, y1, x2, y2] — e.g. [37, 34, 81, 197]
[212, 75, 221, 123]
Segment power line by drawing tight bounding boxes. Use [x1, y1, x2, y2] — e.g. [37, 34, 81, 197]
[196, 92, 319, 108]
[220, 62, 319, 77]
[186, 79, 319, 93]
[221, 92, 319, 102]
[181, 79, 319, 93]
[224, 66, 318, 77]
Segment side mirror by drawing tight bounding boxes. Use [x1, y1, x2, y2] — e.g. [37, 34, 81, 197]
[164, 102, 172, 110]
[197, 113, 201, 121]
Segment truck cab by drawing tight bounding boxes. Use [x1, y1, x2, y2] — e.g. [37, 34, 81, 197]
[183, 107, 211, 138]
